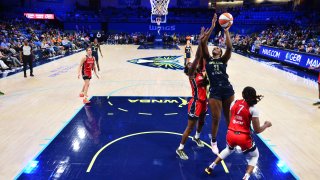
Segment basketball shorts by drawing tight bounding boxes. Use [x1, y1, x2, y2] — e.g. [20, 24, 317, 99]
[188, 98, 207, 120]
[209, 84, 235, 101]
[186, 53, 191, 59]
[226, 130, 256, 153]
[318, 73, 320, 83]
[82, 75, 92, 80]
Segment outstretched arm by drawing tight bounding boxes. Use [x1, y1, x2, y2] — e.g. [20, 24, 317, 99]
[188, 27, 205, 76]
[78, 57, 86, 79]
[252, 117, 272, 134]
[221, 26, 232, 63]
[98, 44, 103, 57]
[201, 13, 217, 60]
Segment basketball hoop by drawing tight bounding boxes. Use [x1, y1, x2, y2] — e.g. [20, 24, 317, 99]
[150, 0, 170, 23]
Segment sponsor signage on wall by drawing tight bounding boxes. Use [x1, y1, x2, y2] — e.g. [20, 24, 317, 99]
[259, 45, 320, 69]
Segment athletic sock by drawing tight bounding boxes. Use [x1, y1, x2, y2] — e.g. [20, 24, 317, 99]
[243, 173, 250, 180]
[178, 144, 184, 150]
[209, 162, 217, 169]
[195, 132, 200, 139]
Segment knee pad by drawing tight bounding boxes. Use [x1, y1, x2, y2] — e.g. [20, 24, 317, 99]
[219, 146, 235, 159]
[247, 148, 259, 166]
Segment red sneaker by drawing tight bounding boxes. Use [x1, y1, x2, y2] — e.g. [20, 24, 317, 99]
[79, 93, 84, 97]
[83, 98, 90, 104]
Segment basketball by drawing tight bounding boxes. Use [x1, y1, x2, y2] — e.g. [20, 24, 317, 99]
[219, 13, 233, 28]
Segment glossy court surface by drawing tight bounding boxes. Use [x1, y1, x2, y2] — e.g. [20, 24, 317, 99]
[1, 45, 319, 179]
[17, 96, 296, 179]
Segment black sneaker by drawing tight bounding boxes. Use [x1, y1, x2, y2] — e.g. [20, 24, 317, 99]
[313, 101, 320, 105]
[176, 149, 188, 160]
[30, 74, 34, 77]
[205, 167, 212, 175]
[192, 137, 204, 147]
[0, 91, 4, 95]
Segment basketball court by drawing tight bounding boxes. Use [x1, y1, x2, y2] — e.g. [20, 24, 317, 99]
[1, 44, 319, 179]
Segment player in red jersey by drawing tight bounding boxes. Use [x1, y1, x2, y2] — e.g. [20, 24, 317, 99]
[204, 86, 272, 180]
[78, 47, 99, 104]
[309, 65, 320, 107]
[176, 28, 209, 160]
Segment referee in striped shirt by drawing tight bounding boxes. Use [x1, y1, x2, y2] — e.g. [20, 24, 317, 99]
[20, 39, 34, 78]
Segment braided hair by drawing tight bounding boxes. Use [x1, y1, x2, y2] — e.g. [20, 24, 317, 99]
[242, 86, 264, 107]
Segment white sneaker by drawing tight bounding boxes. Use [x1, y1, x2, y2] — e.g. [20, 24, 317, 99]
[176, 149, 189, 160]
[242, 173, 250, 180]
[211, 141, 219, 155]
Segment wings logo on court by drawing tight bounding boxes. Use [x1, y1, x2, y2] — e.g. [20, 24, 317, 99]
[127, 56, 184, 70]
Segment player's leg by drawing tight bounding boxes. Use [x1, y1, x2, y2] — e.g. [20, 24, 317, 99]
[222, 94, 235, 126]
[205, 130, 235, 174]
[80, 84, 85, 97]
[176, 119, 197, 160]
[192, 101, 206, 147]
[208, 98, 222, 154]
[83, 79, 90, 103]
[243, 147, 259, 180]
[205, 146, 235, 174]
[95, 54, 100, 71]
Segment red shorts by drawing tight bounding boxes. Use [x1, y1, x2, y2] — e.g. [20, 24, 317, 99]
[188, 98, 207, 120]
[226, 130, 255, 152]
[318, 73, 320, 83]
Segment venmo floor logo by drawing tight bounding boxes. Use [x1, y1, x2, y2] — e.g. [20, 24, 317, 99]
[127, 56, 184, 70]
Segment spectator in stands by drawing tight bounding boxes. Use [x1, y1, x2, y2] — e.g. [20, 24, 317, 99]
[0, 39, 10, 50]
[254, 37, 262, 53]
[298, 44, 305, 52]
[0, 58, 10, 71]
[0, 50, 22, 67]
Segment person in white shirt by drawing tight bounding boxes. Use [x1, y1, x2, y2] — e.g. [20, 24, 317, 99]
[20, 39, 34, 78]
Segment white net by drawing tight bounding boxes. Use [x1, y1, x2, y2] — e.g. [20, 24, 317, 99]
[150, 0, 170, 16]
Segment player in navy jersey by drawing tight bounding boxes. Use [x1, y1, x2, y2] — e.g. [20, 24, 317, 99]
[184, 40, 193, 66]
[176, 28, 209, 160]
[205, 86, 272, 180]
[200, 14, 235, 154]
[91, 38, 103, 71]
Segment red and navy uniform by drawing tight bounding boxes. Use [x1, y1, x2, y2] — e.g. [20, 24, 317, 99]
[226, 100, 256, 153]
[82, 55, 95, 80]
[188, 72, 208, 120]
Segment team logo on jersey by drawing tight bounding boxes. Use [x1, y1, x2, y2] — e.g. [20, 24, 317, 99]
[127, 56, 184, 70]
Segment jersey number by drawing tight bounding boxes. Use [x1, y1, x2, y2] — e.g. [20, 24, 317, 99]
[213, 65, 219, 72]
[237, 105, 244, 114]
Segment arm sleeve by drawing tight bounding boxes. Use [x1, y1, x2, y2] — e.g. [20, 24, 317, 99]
[229, 100, 236, 110]
[249, 106, 259, 117]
